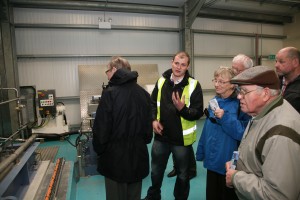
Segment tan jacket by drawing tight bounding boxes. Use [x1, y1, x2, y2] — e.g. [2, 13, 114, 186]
[233, 96, 300, 200]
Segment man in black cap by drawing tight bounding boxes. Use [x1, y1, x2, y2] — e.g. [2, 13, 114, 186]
[225, 65, 300, 200]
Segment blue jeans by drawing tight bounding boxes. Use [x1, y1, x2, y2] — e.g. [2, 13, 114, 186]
[146, 140, 191, 200]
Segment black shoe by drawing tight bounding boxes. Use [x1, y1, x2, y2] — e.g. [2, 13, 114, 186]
[189, 172, 197, 180]
[167, 169, 177, 177]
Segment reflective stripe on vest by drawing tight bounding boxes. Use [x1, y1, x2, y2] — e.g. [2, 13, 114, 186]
[156, 77, 166, 121]
[156, 77, 198, 146]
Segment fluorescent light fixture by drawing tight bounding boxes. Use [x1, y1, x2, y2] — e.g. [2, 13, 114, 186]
[98, 21, 111, 29]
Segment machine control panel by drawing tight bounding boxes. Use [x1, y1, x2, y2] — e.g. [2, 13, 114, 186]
[37, 90, 56, 117]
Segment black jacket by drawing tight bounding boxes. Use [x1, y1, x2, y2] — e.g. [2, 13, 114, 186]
[151, 69, 204, 146]
[282, 75, 300, 114]
[92, 68, 153, 183]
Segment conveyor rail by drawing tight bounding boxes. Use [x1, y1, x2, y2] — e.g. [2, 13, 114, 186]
[44, 157, 65, 200]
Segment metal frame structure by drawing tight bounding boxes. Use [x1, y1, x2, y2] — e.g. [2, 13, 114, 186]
[9, 0, 300, 24]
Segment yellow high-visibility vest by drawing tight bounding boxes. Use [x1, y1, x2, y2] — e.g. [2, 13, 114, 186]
[156, 77, 198, 146]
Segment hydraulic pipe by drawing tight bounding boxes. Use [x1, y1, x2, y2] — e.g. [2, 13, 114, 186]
[0, 134, 37, 174]
[0, 125, 28, 150]
[0, 98, 19, 105]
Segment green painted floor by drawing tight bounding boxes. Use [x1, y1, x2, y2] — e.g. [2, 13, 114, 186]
[38, 119, 207, 200]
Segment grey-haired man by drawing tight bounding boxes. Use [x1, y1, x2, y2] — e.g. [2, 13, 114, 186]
[225, 65, 300, 200]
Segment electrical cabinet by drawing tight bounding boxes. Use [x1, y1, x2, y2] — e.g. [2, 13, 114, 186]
[37, 90, 56, 117]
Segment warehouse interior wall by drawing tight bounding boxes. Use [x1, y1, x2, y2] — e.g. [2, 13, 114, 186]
[284, 12, 300, 49]
[9, 6, 291, 127]
[192, 18, 283, 105]
[0, 3, 19, 136]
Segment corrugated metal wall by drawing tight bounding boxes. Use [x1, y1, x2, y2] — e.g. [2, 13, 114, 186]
[14, 7, 284, 125]
[193, 18, 283, 104]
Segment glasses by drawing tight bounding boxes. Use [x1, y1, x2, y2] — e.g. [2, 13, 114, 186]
[236, 87, 258, 97]
[232, 68, 243, 75]
[212, 79, 230, 85]
[105, 68, 113, 75]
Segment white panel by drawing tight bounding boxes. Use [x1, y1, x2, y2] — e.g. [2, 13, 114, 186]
[260, 24, 284, 35]
[194, 34, 255, 56]
[192, 17, 283, 35]
[13, 8, 179, 28]
[15, 29, 179, 55]
[261, 59, 276, 68]
[64, 101, 81, 126]
[123, 57, 172, 76]
[259, 38, 283, 55]
[18, 57, 175, 97]
[18, 58, 109, 97]
[194, 57, 234, 110]
[194, 58, 232, 90]
[18, 59, 55, 89]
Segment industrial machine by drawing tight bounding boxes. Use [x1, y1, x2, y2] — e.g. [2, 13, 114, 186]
[0, 87, 74, 199]
[32, 89, 69, 135]
[76, 94, 101, 177]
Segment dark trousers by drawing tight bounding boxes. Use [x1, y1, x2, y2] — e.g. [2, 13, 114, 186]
[172, 147, 196, 174]
[105, 177, 142, 200]
[206, 170, 239, 200]
[146, 140, 191, 200]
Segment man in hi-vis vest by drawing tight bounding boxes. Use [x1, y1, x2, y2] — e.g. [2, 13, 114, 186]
[142, 51, 204, 200]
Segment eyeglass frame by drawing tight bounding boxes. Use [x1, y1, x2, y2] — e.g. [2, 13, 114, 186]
[235, 86, 259, 97]
[212, 79, 230, 85]
[105, 66, 116, 75]
[232, 68, 243, 75]
[105, 68, 113, 74]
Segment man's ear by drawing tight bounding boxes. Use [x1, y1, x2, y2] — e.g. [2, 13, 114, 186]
[262, 87, 271, 102]
[292, 57, 299, 67]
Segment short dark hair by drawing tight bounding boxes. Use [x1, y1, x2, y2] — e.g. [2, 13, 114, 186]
[173, 51, 190, 66]
[286, 47, 300, 61]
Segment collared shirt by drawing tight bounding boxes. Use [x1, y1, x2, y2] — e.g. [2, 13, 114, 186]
[281, 76, 287, 95]
[170, 73, 183, 85]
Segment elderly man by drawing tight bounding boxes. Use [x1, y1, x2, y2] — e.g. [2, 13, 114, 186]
[225, 65, 300, 200]
[232, 54, 253, 75]
[93, 56, 153, 200]
[275, 46, 300, 113]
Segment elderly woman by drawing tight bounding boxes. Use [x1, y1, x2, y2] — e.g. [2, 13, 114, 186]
[196, 66, 251, 200]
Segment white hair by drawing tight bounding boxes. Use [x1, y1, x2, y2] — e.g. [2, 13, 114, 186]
[256, 86, 280, 96]
[232, 54, 254, 69]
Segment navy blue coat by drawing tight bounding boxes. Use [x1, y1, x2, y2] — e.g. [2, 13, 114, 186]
[92, 68, 153, 183]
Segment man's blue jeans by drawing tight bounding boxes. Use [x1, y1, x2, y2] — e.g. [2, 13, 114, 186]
[146, 139, 191, 200]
